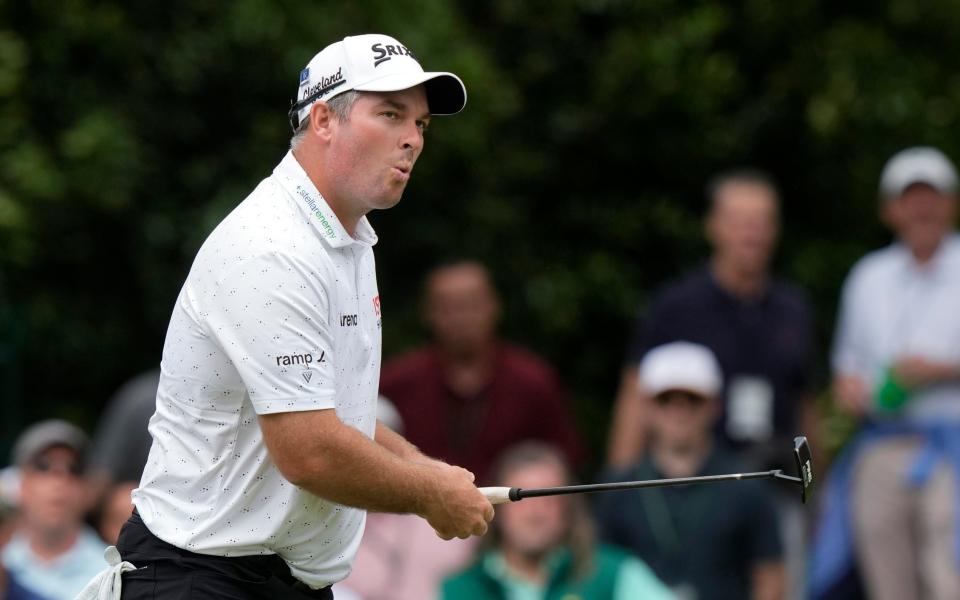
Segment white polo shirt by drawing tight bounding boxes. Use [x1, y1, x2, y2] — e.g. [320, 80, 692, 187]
[832, 233, 960, 421]
[132, 151, 382, 588]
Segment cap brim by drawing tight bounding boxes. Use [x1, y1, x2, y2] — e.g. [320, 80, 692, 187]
[647, 385, 715, 400]
[354, 72, 466, 115]
[882, 177, 954, 200]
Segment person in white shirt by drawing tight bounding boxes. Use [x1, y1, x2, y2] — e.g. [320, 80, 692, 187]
[829, 146, 960, 600]
[116, 33, 493, 600]
[2, 420, 107, 600]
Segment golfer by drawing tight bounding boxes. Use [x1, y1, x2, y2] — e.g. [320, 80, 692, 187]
[115, 34, 494, 599]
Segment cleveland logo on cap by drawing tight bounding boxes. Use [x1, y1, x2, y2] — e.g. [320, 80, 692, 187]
[371, 42, 416, 67]
[301, 67, 345, 100]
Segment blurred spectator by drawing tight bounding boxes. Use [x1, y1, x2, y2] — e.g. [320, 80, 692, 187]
[93, 480, 137, 546]
[441, 441, 672, 600]
[1, 497, 50, 600]
[87, 369, 159, 501]
[810, 147, 960, 600]
[596, 342, 783, 600]
[1, 420, 106, 600]
[380, 260, 584, 485]
[607, 169, 815, 473]
[335, 397, 477, 600]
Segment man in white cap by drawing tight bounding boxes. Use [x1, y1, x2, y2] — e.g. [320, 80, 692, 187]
[821, 146, 960, 600]
[595, 341, 784, 600]
[116, 34, 493, 599]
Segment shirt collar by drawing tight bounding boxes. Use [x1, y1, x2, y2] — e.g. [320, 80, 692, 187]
[272, 151, 378, 249]
[894, 232, 960, 280]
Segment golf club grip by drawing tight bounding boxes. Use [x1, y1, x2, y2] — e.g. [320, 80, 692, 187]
[479, 486, 516, 504]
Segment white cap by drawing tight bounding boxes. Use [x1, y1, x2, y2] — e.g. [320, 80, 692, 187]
[639, 341, 723, 399]
[289, 33, 467, 130]
[879, 146, 958, 201]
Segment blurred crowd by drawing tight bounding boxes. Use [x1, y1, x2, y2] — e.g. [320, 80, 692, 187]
[1, 145, 958, 600]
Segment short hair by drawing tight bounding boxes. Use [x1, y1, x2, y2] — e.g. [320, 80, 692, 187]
[705, 168, 780, 214]
[423, 258, 497, 298]
[486, 442, 595, 577]
[289, 90, 361, 150]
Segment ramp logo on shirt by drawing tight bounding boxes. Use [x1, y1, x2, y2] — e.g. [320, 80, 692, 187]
[276, 351, 325, 383]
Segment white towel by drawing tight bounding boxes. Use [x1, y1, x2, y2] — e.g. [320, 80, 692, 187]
[74, 546, 137, 600]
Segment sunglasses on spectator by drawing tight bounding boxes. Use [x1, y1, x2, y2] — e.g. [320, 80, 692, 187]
[27, 458, 84, 477]
[653, 390, 709, 407]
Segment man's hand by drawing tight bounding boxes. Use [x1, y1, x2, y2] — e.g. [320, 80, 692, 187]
[419, 463, 494, 540]
[892, 356, 960, 388]
[833, 374, 870, 416]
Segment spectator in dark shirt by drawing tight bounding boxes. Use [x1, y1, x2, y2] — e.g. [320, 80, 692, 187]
[380, 260, 584, 485]
[596, 341, 783, 600]
[607, 169, 816, 473]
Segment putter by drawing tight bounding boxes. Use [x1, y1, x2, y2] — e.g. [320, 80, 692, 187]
[481, 435, 814, 505]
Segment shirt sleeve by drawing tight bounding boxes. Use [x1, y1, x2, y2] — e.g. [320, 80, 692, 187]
[614, 556, 676, 600]
[831, 263, 870, 379]
[200, 251, 338, 414]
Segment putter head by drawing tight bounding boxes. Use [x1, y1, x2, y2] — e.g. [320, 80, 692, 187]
[794, 436, 814, 503]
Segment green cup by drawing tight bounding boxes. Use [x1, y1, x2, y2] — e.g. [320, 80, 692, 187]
[876, 367, 910, 412]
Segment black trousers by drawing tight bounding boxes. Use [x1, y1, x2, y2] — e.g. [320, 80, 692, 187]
[116, 511, 333, 600]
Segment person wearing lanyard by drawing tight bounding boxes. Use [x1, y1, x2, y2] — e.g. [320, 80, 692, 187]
[596, 342, 784, 600]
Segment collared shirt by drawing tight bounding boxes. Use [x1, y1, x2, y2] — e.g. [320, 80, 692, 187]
[1, 526, 106, 600]
[132, 151, 382, 588]
[832, 233, 960, 421]
[441, 547, 674, 600]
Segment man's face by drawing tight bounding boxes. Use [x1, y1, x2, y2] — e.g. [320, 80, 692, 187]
[650, 390, 717, 451]
[325, 86, 430, 214]
[498, 461, 568, 558]
[425, 264, 499, 353]
[883, 183, 956, 255]
[18, 446, 89, 533]
[706, 183, 779, 274]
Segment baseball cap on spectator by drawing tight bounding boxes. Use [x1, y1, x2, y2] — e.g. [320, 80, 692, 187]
[12, 419, 89, 470]
[288, 33, 467, 130]
[879, 146, 958, 201]
[639, 341, 723, 399]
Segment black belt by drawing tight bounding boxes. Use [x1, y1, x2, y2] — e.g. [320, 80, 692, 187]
[119, 509, 333, 599]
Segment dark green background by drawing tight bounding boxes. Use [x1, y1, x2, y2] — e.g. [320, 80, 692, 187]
[2, 0, 959, 465]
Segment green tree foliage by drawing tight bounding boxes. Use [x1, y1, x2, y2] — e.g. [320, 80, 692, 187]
[2, 0, 959, 461]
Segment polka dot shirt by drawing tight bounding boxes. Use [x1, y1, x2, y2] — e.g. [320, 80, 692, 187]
[132, 151, 382, 588]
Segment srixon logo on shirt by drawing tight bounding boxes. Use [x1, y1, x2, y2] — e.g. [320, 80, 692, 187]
[275, 351, 325, 367]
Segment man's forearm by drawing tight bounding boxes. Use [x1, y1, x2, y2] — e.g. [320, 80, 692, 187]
[375, 421, 429, 462]
[261, 411, 441, 515]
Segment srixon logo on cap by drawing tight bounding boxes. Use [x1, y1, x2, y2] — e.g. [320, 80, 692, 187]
[371, 42, 416, 67]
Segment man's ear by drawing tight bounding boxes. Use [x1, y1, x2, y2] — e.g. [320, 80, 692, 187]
[309, 101, 335, 142]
